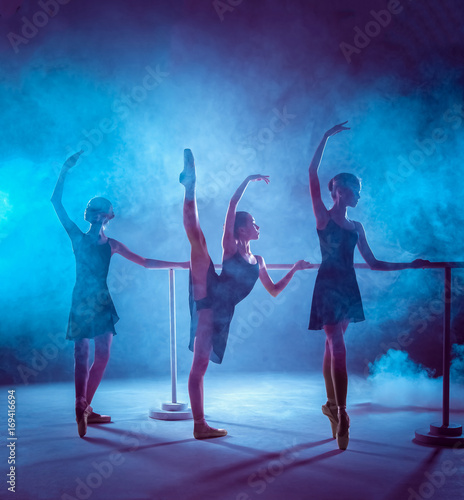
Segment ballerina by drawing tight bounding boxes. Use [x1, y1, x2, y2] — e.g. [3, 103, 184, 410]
[51, 151, 188, 437]
[308, 122, 428, 449]
[180, 149, 311, 439]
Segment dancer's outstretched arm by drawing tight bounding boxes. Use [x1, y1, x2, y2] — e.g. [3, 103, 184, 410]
[51, 151, 84, 238]
[222, 174, 269, 258]
[110, 240, 189, 269]
[309, 122, 349, 228]
[257, 257, 312, 297]
[355, 222, 429, 270]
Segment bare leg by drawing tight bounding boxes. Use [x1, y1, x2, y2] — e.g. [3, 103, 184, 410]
[321, 338, 338, 439]
[324, 321, 350, 449]
[189, 311, 211, 423]
[188, 309, 227, 439]
[180, 149, 211, 299]
[86, 332, 113, 405]
[74, 339, 91, 437]
[324, 322, 348, 407]
[323, 338, 336, 402]
[74, 339, 90, 402]
[181, 149, 226, 439]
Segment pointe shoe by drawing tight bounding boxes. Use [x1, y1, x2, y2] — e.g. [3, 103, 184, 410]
[87, 406, 111, 424]
[336, 410, 350, 450]
[193, 424, 228, 440]
[180, 149, 196, 186]
[321, 403, 338, 439]
[184, 148, 194, 163]
[75, 399, 91, 438]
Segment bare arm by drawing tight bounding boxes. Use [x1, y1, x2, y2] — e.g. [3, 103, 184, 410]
[222, 174, 269, 258]
[110, 239, 190, 269]
[50, 151, 83, 238]
[355, 222, 429, 270]
[309, 122, 349, 229]
[257, 256, 312, 297]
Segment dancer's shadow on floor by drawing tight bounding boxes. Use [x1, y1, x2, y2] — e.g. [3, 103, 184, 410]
[207, 418, 327, 436]
[187, 438, 343, 500]
[84, 424, 195, 452]
[381, 448, 443, 500]
[195, 437, 335, 482]
[206, 418, 292, 434]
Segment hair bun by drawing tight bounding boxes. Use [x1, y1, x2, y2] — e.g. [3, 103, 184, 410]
[328, 179, 334, 192]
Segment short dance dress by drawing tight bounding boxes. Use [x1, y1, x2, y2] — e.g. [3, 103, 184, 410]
[188, 251, 260, 364]
[308, 218, 365, 330]
[66, 233, 119, 340]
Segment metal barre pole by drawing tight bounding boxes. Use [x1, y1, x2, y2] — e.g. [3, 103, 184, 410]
[169, 268, 177, 404]
[148, 268, 192, 420]
[415, 265, 463, 446]
[443, 266, 451, 427]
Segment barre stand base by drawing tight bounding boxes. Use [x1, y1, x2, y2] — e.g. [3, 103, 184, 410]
[149, 402, 193, 421]
[415, 422, 464, 447]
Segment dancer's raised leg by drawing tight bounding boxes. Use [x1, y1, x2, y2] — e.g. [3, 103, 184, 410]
[180, 149, 210, 299]
[180, 149, 227, 439]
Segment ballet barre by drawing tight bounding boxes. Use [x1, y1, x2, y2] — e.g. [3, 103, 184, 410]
[148, 262, 464, 447]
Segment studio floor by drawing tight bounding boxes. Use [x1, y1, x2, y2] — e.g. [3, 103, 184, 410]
[2, 373, 464, 500]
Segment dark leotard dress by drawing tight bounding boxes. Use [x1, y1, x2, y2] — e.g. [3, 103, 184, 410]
[188, 251, 260, 364]
[66, 233, 119, 340]
[308, 218, 365, 330]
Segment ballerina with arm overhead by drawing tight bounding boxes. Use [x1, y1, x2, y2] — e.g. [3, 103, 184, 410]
[180, 149, 311, 439]
[51, 151, 188, 438]
[307, 122, 428, 450]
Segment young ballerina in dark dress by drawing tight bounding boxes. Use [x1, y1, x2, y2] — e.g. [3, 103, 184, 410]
[180, 149, 311, 439]
[308, 122, 428, 450]
[51, 151, 188, 438]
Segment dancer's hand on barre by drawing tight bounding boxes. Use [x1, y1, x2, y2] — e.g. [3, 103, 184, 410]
[410, 258, 431, 269]
[324, 121, 350, 139]
[258, 258, 312, 297]
[292, 260, 313, 271]
[247, 174, 270, 184]
[63, 150, 84, 170]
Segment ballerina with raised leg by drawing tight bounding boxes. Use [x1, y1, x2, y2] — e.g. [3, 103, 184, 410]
[180, 149, 311, 439]
[308, 122, 429, 450]
[51, 151, 189, 438]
